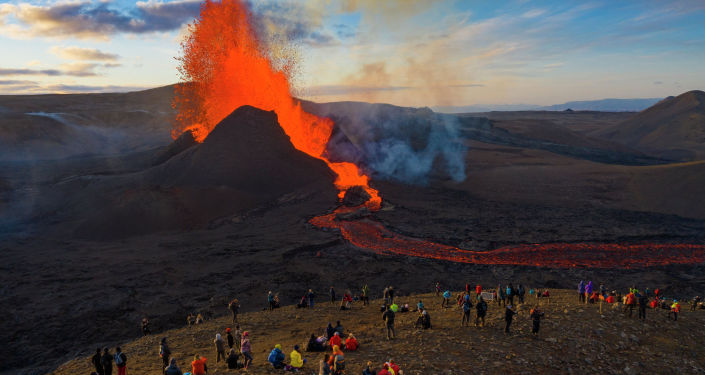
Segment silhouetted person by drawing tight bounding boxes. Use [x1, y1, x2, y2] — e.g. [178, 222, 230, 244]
[330, 286, 336, 304]
[91, 348, 104, 375]
[530, 307, 544, 337]
[228, 299, 240, 323]
[142, 317, 151, 336]
[475, 296, 488, 327]
[382, 305, 396, 340]
[101, 348, 113, 375]
[504, 305, 516, 334]
[638, 293, 648, 320]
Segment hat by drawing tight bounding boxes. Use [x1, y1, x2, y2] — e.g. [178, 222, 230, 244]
[226, 328, 231, 332]
[275, 344, 282, 350]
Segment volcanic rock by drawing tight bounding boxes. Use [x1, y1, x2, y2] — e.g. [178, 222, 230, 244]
[342, 185, 372, 207]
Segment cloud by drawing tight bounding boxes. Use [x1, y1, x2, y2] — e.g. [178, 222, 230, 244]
[521, 9, 546, 18]
[50, 46, 120, 61]
[0, 62, 120, 77]
[0, 79, 36, 85]
[44, 84, 147, 93]
[0, 0, 201, 40]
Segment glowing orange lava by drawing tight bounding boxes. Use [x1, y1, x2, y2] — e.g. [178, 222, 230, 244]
[172, 0, 380, 208]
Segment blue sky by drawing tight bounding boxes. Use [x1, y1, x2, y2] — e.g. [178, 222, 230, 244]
[0, 0, 704, 106]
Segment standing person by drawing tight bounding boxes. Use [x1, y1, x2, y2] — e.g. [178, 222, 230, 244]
[578, 281, 585, 303]
[638, 293, 648, 321]
[441, 290, 451, 308]
[497, 285, 506, 307]
[241, 331, 253, 369]
[461, 293, 473, 326]
[114, 347, 127, 375]
[329, 287, 336, 304]
[228, 299, 240, 323]
[624, 290, 636, 317]
[164, 358, 183, 375]
[506, 283, 514, 306]
[669, 300, 681, 321]
[320, 354, 332, 375]
[268, 291, 275, 311]
[160, 337, 171, 374]
[518, 284, 526, 304]
[226, 328, 234, 349]
[530, 306, 544, 337]
[308, 289, 316, 308]
[214, 333, 226, 364]
[504, 305, 517, 334]
[361, 284, 370, 306]
[599, 283, 606, 299]
[91, 348, 104, 375]
[382, 305, 396, 340]
[191, 355, 207, 375]
[101, 348, 113, 375]
[435, 282, 441, 296]
[692, 296, 701, 311]
[465, 282, 471, 295]
[585, 281, 594, 304]
[383, 286, 390, 305]
[142, 317, 151, 336]
[475, 296, 488, 327]
[233, 325, 242, 351]
[388, 286, 395, 304]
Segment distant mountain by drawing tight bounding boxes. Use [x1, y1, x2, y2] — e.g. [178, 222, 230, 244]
[594, 90, 705, 161]
[432, 104, 540, 113]
[541, 98, 663, 112]
[433, 98, 663, 113]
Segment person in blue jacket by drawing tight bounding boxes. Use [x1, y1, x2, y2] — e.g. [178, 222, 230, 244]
[268, 344, 285, 369]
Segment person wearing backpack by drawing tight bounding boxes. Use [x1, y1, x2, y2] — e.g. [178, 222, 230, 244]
[475, 296, 487, 327]
[506, 284, 514, 305]
[114, 347, 127, 375]
[530, 307, 544, 337]
[164, 357, 183, 375]
[461, 293, 473, 326]
[101, 348, 113, 375]
[160, 337, 171, 374]
[91, 348, 104, 375]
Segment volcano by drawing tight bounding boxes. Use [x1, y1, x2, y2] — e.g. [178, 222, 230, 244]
[29, 106, 338, 239]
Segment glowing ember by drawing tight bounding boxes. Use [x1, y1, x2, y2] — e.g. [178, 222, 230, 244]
[310, 214, 705, 269]
[172, 0, 380, 209]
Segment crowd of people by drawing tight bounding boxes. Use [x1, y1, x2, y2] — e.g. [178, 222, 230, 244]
[88, 281, 702, 375]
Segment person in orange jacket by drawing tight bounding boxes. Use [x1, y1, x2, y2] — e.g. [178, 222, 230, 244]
[329, 332, 342, 348]
[344, 333, 358, 351]
[191, 354, 207, 375]
[669, 300, 681, 321]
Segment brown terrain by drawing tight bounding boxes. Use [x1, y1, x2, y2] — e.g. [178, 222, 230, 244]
[1, 87, 705, 374]
[52, 289, 705, 375]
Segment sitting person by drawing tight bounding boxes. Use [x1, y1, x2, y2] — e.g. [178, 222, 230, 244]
[362, 361, 376, 375]
[306, 334, 325, 352]
[297, 295, 308, 308]
[329, 332, 342, 349]
[268, 344, 285, 369]
[287, 345, 304, 372]
[344, 333, 358, 351]
[328, 346, 345, 374]
[195, 313, 204, 325]
[226, 348, 240, 369]
[400, 304, 409, 312]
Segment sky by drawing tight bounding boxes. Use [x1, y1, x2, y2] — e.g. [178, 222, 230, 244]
[0, 0, 704, 106]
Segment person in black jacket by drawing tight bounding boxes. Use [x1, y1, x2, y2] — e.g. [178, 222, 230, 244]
[475, 297, 488, 327]
[101, 348, 113, 375]
[91, 348, 104, 375]
[226, 327, 234, 349]
[160, 337, 171, 374]
[382, 305, 395, 340]
[638, 293, 648, 320]
[504, 305, 516, 334]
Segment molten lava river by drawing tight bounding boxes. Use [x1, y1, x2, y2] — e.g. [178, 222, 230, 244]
[175, 0, 705, 270]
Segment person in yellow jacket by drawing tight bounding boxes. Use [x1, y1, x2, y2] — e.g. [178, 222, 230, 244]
[669, 300, 681, 321]
[289, 345, 305, 371]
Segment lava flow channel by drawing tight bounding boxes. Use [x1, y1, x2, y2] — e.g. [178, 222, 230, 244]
[310, 213, 705, 269]
[172, 0, 380, 209]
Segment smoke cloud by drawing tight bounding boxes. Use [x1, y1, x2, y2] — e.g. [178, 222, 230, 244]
[320, 103, 467, 184]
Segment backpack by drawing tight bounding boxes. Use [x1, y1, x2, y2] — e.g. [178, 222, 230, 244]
[334, 354, 345, 370]
[506, 287, 512, 296]
[114, 353, 125, 366]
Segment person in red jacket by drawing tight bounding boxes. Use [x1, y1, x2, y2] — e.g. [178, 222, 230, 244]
[378, 363, 391, 375]
[191, 354, 207, 375]
[344, 333, 358, 351]
[329, 332, 342, 349]
[388, 359, 400, 374]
